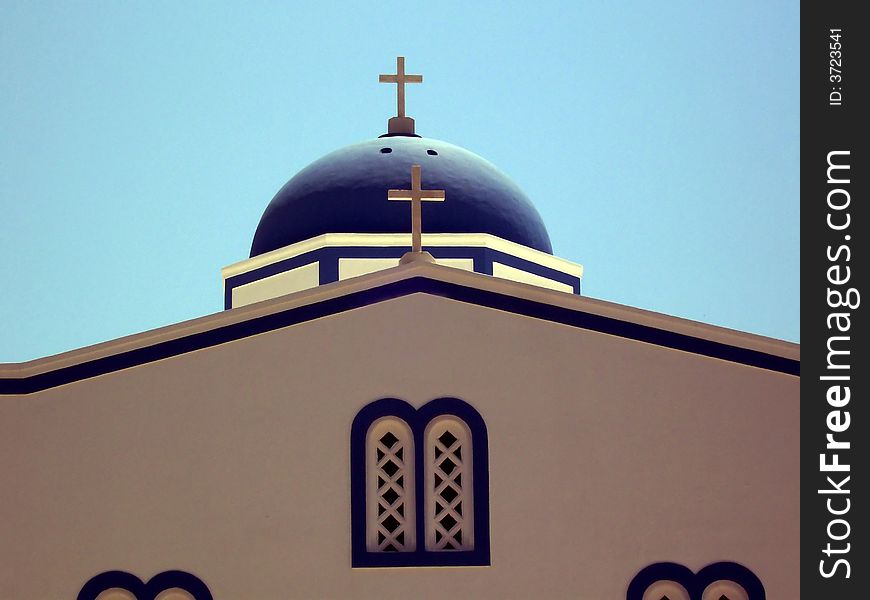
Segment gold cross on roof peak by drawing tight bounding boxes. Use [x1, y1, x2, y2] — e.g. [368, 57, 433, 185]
[388, 165, 445, 258]
[379, 56, 423, 135]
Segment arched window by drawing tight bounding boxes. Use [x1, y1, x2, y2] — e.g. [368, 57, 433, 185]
[701, 580, 749, 600]
[627, 562, 765, 600]
[350, 397, 489, 567]
[94, 591, 136, 600]
[153, 592, 197, 600]
[78, 571, 212, 600]
[639, 580, 690, 600]
[425, 416, 473, 551]
[366, 417, 416, 552]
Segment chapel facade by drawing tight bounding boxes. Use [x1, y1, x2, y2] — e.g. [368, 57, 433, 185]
[0, 58, 799, 600]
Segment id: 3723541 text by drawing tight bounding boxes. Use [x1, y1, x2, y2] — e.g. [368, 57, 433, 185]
[829, 29, 844, 106]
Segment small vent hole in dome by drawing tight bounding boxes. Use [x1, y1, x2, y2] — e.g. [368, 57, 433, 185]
[427, 149, 438, 155]
[380, 147, 392, 154]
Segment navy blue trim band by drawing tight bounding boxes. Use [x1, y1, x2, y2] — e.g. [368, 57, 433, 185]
[1, 276, 798, 395]
[224, 244, 581, 309]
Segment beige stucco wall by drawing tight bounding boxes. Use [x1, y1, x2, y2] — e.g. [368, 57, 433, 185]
[0, 293, 799, 599]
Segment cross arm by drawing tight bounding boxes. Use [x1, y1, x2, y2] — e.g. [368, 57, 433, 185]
[419, 190, 445, 201]
[387, 190, 413, 200]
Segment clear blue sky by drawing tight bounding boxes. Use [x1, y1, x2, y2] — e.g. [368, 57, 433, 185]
[0, 1, 799, 362]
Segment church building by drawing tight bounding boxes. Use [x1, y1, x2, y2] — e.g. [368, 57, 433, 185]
[0, 58, 799, 600]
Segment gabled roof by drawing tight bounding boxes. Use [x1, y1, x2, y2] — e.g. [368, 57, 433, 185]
[0, 262, 799, 394]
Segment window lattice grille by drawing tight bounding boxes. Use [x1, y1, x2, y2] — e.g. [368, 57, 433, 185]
[375, 431, 409, 551]
[427, 421, 473, 551]
[367, 421, 415, 552]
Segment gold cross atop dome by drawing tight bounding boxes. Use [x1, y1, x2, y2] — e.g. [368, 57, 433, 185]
[379, 56, 423, 135]
[388, 165, 445, 263]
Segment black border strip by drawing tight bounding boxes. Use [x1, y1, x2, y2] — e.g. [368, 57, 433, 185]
[0, 276, 799, 395]
[801, 2, 866, 596]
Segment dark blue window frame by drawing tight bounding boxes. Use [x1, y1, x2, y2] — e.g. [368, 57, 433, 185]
[78, 570, 212, 600]
[626, 561, 766, 600]
[350, 397, 490, 567]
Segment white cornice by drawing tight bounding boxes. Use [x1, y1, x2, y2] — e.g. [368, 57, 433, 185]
[221, 233, 584, 279]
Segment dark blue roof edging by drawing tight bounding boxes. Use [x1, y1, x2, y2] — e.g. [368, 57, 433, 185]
[0, 277, 799, 395]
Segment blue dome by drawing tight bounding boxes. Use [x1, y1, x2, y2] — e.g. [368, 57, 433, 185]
[250, 137, 552, 257]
